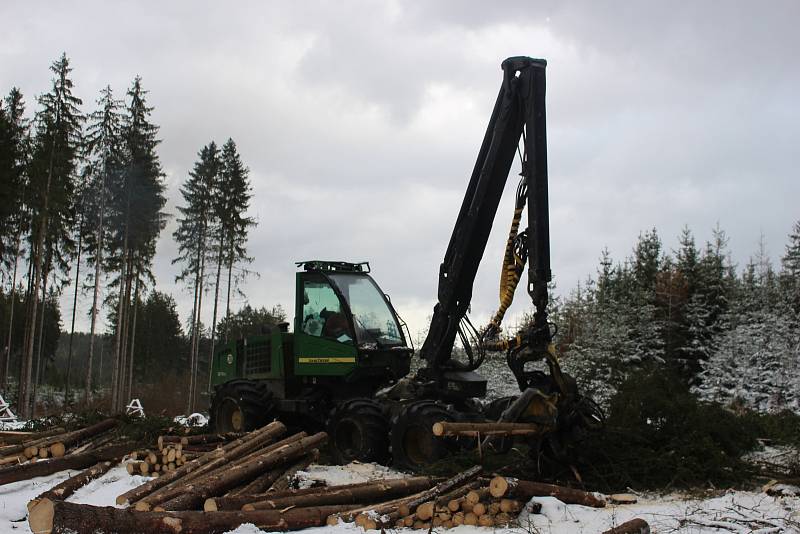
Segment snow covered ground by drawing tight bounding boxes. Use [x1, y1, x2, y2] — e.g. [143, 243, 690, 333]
[2, 461, 799, 534]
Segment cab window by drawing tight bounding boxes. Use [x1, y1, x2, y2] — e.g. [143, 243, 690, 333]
[302, 280, 353, 344]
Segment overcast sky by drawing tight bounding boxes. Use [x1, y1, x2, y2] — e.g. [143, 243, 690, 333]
[2, 1, 798, 339]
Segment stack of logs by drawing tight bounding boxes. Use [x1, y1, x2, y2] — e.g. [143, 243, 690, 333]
[125, 432, 254, 478]
[327, 471, 608, 531]
[0, 419, 133, 489]
[23, 419, 649, 534]
[0, 419, 118, 466]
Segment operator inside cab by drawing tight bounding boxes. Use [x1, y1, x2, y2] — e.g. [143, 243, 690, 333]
[302, 288, 353, 343]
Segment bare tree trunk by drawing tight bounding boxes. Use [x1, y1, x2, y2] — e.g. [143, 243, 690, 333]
[2, 229, 21, 389]
[117, 254, 134, 411]
[191, 246, 206, 412]
[32, 263, 52, 416]
[207, 237, 224, 395]
[224, 248, 233, 343]
[186, 263, 200, 415]
[111, 237, 128, 413]
[65, 211, 83, 406]
[19, 250, 35, 408]
[21, 213, 48, 419]
[126, 270, 140, 401]
[97, 339, 104, 393]
[85, 174, 107, 406]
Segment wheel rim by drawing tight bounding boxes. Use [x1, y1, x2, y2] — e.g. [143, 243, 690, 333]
[335, 419, 364, 459]
[402, 425, 434, 466]
[217, 398, 243, 432]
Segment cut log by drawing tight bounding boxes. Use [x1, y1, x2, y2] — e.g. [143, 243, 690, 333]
[499, 498, 521, 513]
[0, 429, 69, 458]
[116, 422, 285, 507]
[489, 476, 606, 507]
[609, 493, 638, 504]
[138, 432, 304, 511]
[333, 464, 482, 525]
[46, 419, 118, 458]
[158, 432, 327, 511]
[49, 443, 66, 458]
[0, 443, 133, 486]
[228, 448, 318, 497]
[601, 518, 651, 534]
[0, 427, 65, 446]
[227, 465, 286, 497]
[244, 476, 436, 512]
[180, 432, 245, 446]
[29, 499, 359, 534]
[432, 421, 543, 437]
[435, 480, 480, 508]
[267, 450, 318, 492]
[28, 461, 116, 512]
[478, 514, 494, 527]
[0, 453, 26, 466]
[480, 386, 556, 448]
[156, 436, 182, 450]
[205, 479, 385, 511]
[415, 502, 434, 521]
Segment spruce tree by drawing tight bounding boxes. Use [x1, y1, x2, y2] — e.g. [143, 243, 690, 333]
[173, 141, 219, 412]
[107, 77, 166, 412]
[218, 139, 255, 335]
[0, 88, 30, 389]
[20, 54, 83, 417]
[781, 220, 800, 313]
[80, 85, 125, 404]
[206, 138, 254, 393]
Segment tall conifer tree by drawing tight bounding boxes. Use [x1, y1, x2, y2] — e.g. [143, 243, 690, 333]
[173, 142, 219, 412]
[20, 54, 83, 417]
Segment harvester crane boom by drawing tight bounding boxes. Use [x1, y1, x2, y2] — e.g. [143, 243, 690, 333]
[420, 57, 552, 377]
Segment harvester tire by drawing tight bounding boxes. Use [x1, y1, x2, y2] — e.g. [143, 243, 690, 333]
[327, 398, 390, 464]
[484, 395, 517, 454]
[390, 400, 456, 471]
[209, 379, 274, 433]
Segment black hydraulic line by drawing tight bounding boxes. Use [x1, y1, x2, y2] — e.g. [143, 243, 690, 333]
[419, 56, 550, 373]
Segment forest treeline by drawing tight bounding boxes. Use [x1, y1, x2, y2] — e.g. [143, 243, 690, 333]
[0, 53, 266, 418]
[546, 223, 800, 413]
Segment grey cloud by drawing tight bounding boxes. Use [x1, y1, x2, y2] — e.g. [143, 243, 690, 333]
[1, 0, 798, 338]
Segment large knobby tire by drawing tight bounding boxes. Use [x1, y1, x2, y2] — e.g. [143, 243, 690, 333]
[484, 395, 517, 454]
[209, 379, 274, 433]
[390, 401, 456, 471]
[327, 398, 390, 465]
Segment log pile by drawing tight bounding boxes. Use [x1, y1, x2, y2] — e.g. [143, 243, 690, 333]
[125, 443, 205, 478]
[0, 418, 118, 468]
[20, 419, 631, 534]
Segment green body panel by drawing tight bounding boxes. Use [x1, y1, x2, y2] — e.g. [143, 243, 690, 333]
[211, 342, 237, 385]
[293, 331, 358, 376]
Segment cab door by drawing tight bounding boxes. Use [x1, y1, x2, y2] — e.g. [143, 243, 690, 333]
[293, 273, 358, 376]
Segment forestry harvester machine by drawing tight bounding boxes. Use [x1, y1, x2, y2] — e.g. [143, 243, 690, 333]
[208, 57, 604, 470]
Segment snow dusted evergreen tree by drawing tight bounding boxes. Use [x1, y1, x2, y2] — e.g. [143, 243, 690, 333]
[695, 230, 800, 413]
[781, 220, 800, 313]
